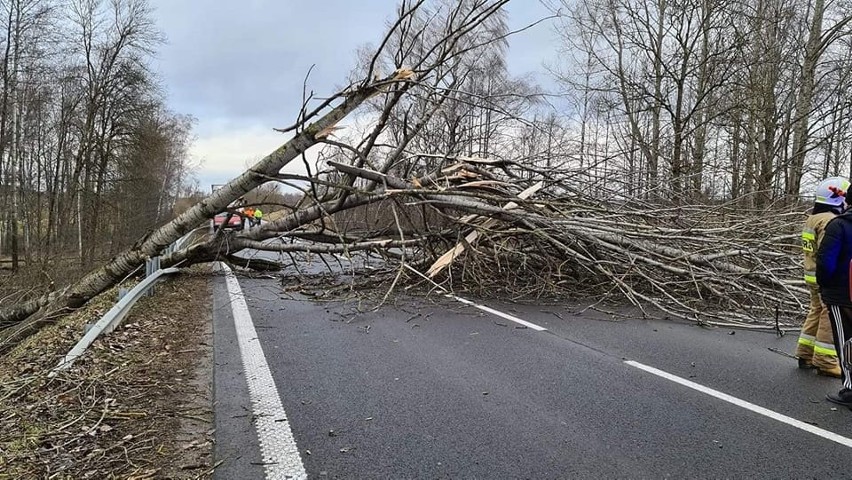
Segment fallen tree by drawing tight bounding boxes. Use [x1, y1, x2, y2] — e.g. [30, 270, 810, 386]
[173, 154, 805, 329]
[0, 0, 811, 352]
[0, 0, 514, 349]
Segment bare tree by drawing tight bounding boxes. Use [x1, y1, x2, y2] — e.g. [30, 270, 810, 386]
[0, 0, 516, 349]
[66, 0, 162, 264]
[787, 0, 852, 196]
[551, 0, 852, 203]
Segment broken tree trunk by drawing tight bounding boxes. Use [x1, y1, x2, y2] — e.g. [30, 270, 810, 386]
[0, 70, 415, 350]
[427, 181, 543, 277]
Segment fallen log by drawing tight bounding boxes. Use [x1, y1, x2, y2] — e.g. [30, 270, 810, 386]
[0, 69, 416, 351]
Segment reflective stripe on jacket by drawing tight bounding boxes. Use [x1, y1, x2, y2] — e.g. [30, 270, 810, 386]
[803, 212, 836, 284]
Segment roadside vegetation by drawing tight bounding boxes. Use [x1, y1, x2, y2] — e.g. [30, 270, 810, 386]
[0, 268, 213, 479]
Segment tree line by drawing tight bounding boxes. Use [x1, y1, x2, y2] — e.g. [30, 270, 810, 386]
[6, 0, 847, 282]
[547, 0, 852, 205]
[0, 0, 194, 277]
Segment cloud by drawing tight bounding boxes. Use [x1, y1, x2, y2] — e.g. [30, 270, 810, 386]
[191, 124, 282, 175]
[190, 119, 370, 191]
[150, 0, 392, 124]
[151, 1, 556, 125]
[150, 0, 558, 192]
[189, 123, 315, 188]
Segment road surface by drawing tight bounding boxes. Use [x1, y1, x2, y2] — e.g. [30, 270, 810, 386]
[211, 263, 851, 479]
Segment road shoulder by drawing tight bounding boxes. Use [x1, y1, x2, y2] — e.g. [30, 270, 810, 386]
[0, 267, 215, 479]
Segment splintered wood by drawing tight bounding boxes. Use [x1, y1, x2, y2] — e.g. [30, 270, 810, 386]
[427, 182, 543, 277]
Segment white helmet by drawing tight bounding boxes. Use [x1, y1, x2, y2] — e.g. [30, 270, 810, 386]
[815, 176, 850, 206]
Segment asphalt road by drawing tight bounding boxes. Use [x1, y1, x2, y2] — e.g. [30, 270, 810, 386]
[212, 267, 852, 479]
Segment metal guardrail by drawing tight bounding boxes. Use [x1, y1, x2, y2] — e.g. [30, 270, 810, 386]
[50, 267, 181, 375]
[48, 227, 207, 376]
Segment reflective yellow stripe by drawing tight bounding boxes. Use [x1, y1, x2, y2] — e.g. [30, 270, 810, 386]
[798, 336, 816, 347]
[814, 343, 838, 357]
[803, 228, 816, 253]
[804, 274, 817, 284]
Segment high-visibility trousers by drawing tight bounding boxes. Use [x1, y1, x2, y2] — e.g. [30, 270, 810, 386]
[797, 285, 839, 371]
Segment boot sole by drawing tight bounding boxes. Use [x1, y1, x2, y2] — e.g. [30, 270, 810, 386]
[825, 396, 852, 409]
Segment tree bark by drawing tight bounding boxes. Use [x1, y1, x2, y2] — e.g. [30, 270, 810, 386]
[787, 0, 825, 196]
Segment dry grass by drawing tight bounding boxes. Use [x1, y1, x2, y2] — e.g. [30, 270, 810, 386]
[0, 267, 214, 479]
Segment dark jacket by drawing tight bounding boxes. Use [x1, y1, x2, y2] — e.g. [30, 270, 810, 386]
[816, 212, 852, 306]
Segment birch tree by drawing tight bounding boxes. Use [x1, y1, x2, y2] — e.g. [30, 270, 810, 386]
[0, 0, 516, 349]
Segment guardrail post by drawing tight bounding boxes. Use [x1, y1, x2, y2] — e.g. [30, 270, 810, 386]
[145, 257, 160, 296]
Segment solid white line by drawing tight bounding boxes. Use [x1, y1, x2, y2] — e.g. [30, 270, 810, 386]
[448, 294, 547, 331]
[625, 360, 852, 449]
[221, 263, 307, 480]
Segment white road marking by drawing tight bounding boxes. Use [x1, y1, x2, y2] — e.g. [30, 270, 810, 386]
[625, 360, 852, 449]
[448, 294, 547, 331]
[221, 263, 307, 479]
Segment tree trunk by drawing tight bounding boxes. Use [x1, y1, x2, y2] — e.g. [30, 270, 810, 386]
[787, 0, 825, 197]
[0, 70, 412, 348]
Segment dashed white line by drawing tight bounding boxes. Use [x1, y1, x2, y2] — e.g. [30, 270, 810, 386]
[625, 360, 852, 449]
[221, 263, 307, 479]
[448, 294, 547, 331]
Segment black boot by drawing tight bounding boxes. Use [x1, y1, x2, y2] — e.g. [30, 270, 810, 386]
[826, 389, 852, 408]
[798, 358, 817, 369]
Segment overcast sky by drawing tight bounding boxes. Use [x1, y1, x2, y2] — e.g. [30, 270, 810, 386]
[147, 1, 558, 191]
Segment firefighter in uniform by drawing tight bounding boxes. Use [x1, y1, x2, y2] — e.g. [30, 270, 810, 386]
[797, 176, 848, 377]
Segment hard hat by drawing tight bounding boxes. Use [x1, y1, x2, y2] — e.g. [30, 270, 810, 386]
[815, 176, 850, 206]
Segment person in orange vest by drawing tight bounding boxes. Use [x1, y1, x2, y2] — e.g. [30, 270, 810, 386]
[797, 176, 849, 377]
[242, 206, 255, 229]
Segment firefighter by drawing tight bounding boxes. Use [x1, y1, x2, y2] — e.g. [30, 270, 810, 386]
[797, 176, 849, 377]
[816, 182, 852, 408]
[252, 208, 263, 227]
